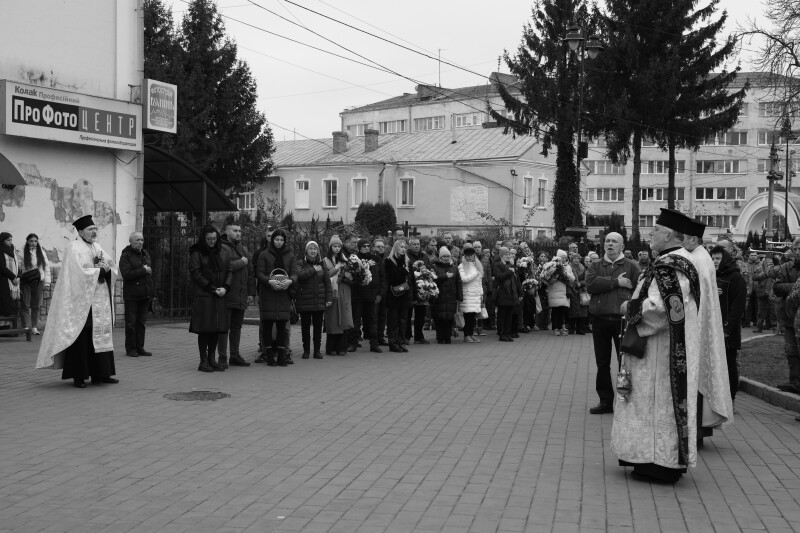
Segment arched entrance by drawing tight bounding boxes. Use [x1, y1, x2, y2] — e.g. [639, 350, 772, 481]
[733, 192, 800, 239]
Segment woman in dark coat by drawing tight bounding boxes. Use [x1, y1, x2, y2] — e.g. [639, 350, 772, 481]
[431, 246, 463, 344]
[189, 225, 232, 372]
[711, 246, 746, 402]
[295, 240, 332, 359]
[256, 229, 298, 366]
[0, 232, 20, 325]
[384, 239, 413, 353]
[567, 252, 588, 334]
[493, 247, 521, 342]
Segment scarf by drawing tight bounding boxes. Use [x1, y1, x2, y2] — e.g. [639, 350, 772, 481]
[2, 245, 19, 300]
[627, 253, 699, 467]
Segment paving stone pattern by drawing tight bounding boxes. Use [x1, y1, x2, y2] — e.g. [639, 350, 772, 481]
[0, 324, 799, 532]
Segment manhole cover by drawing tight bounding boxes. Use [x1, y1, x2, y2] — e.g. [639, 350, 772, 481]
[164, 391, 230, 401]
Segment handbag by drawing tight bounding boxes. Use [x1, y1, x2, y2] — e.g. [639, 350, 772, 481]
[269, 268, 290, 291]
[454, 304, 465, 329]
[579, 290, 590, 307]
[479, 306, 488, 320]
[620, 319, 646, 358]
[289, 301, 299, 325]
[20, 269, 41, 285]
[391, 281, 410, 297]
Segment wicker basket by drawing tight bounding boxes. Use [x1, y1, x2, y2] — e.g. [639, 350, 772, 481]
[269, 268, 290, 290]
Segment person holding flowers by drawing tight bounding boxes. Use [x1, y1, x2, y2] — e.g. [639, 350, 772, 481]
[432, 247, 463, 344]
[349, 238, 386, 354]
[493, 247, 521, 342]
[323, 235, 353, 356]
[458, 243, 483, 343]
[540, 249, 576, 336]
[407, 237, 433, 344]
[517, 254, 538, 332]
[567, 252, 589, 335]
[384, 239, 413, 352]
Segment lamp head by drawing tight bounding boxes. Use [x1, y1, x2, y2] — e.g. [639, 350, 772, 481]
[564, 22, 584, 52]
[586, 35, 604, 59]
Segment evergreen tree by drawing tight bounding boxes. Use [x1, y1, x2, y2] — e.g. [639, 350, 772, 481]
[355, 201, 397, 237]
[493, 0, 593, 237]
[745, 230, 754, 250]
[143, 0, 180, 84]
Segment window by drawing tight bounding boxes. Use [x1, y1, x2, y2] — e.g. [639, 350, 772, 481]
[696, 215, 739, 227]
[413, 116, 445, 131]
[696, 160, 746, 173]
[585, 160, 625, 175]
[295, 179, 310, 209]
[538, 179, 547, 207]
[695, 187, 746, 200]
[589, 137, 607, 148]
[236, 192, 256, 211]
[739, 103, 749, 117]
[699, 134, 717, 146]
[588, 188, 624, 202]
[641, 160, 685, 174]
[322, 178, 338, 208]
[346, 123, 370, 137]
[523, 176, 534, 207]
[696, 160, 716, 174]
[352, 176, 367, 207]
[759, 102, 784, 117]
[758, 158, 800, 173]
[640, 188, 686, 202]
[639, 215, 656, 227]
[379, 120, 407, 134]
[455, 112, 482, 127]
[758, 131, 780, 145]
[722, 131, 748, 145]
[641, 135, 657, 147]
[399, 177, 414, 206]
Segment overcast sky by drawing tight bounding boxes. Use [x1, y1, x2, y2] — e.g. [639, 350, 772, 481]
[171, 0, 765, 142]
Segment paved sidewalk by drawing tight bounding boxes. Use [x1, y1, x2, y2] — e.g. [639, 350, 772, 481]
[0, 325, 799, 533]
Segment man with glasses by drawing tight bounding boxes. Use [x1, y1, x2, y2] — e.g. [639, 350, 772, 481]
[772, 237, 800, 395]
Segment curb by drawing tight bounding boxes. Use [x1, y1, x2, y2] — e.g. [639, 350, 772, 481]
[740, 334, 800, 413]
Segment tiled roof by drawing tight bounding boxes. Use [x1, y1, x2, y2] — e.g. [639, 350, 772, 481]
[715, 71, 792, 89]
[343, 72, 520, 114]
[273, 127, 539, 168]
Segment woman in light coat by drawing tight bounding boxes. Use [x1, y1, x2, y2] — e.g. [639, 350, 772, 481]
[542, 249, 575, 336]
[458, 243, 483, 343]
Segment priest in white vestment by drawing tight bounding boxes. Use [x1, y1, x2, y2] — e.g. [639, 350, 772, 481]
[36, 215, 119, 388]
[612, 209, 701, 482]
[682, 219, 734, 446]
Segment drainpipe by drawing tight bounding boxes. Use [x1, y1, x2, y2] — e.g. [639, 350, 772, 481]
[378, 163, 386, 203]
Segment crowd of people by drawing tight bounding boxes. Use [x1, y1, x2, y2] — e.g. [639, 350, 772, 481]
[2, 208, 799, 482]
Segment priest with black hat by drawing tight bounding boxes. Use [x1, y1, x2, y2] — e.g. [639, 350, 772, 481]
[611, 208, 702, 482]
[36, 215, 119, 388]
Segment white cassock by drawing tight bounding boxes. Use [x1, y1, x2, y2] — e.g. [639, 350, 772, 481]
[611, 247, 700, 470]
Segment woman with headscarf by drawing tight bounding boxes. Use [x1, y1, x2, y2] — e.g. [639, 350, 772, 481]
[711, 245, 746, 403]
[384, 239, 413, 352]
[0, 232, 20, 330]
[567, 251, 588, 335]
[431, 245, 463, 344]
[189, 224, 232, 372]
[323, 235, 353, 355]
[18, 233, 51, 335]
[458, 243, 482, 343]
[295, 240, 332, 359]
[256, 228, 297, 367]
[541, 249, 575, 336]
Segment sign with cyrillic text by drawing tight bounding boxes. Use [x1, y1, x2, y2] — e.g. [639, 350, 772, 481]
[143, 79, 177, 134]
[0, 80, 142, 151]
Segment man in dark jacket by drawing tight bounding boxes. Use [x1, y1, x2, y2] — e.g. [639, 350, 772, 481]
[773, 237, 800, 394]
[585, 232, 640, 414]
[349, 239, 386, 353]
[218, 223, 255, 368]
[406, 236, 430, 343]
[372, 238, 390, 345]
[493, 247, 520, 342]
[119, 231, 154, 357]
[710, 246, 746, 402]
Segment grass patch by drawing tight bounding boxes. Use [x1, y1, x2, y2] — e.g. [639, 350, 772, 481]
[739, 335, 789, 388]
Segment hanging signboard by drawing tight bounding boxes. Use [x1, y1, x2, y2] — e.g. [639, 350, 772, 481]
[143, 79, 177, 134]
[0, 80, 142, 151]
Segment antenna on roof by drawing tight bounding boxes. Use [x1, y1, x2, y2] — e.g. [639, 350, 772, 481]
[438, 49, 446, 87]
[497, 56, 501, 74]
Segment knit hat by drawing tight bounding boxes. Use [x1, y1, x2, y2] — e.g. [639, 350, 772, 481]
[499, 246, 510, 256]
[439, 246, 452, 257]
[329, 235, 342, 246]
[556, 249, 568, 260]
[357, 238, 370, 250]
[306, 240, 319, 252]
[462, 242, 475, 255]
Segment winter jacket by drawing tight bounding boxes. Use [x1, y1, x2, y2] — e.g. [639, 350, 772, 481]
[458, 261, 483, 313]
[773, 260, 800, 325]
[542, 262, 575, 308]
[384, 255, 413, 309]
[119, 245, 155, 301]
[492, 257, 521, 307]
[479, 250, 493, 296]
[295, 256, 332, 313]
[351, 252, 387, 303]
[219, 235, 255, 310]
[256, 245, 298, 321]
[586, 255, 640, 318]
[716, 253, 747, 350]
[188, 242, 232, 333]
[431, 259, 463, 320]
[568, 262, 588, 318]
[752, 260, 775, 298]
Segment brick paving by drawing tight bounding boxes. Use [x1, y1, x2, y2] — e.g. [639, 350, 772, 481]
[0, 323, 799, 533]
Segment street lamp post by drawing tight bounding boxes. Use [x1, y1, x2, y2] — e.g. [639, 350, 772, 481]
[767, 142, 779, 240]
[563, 22, 603, 232]
[781, 117, 797, 240]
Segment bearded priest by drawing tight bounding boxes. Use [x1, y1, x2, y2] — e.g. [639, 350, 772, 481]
[36, 215, 119, 388]
[681, 218, 734, 448]
[612, 208, 701, 483]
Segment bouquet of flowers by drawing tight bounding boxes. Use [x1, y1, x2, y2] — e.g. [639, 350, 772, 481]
[339, 254, 370, 286]
[521, 277, 540, 295]
[516, 256, 534, 272]
[359, 258, 374, 286]
[412, 260, 439, 303]
[539, 260, 574, 285]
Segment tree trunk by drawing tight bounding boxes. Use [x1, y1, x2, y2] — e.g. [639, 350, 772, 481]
[668, 135, 676, 210]
[631, 130, 642, 243]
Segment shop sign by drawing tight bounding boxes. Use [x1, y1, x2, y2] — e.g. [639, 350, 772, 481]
[143, 79, 177, 134]
[0, 80, 142, 151]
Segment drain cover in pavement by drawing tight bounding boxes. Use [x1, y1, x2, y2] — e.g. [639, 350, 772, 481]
[164, 391, 230, 401]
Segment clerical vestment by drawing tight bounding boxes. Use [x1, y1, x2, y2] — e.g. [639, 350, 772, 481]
[36, 239, 117, 370]
[611, 247, 700, 469]
[691, 246, 734, 428]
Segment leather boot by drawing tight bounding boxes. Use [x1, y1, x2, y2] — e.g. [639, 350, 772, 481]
[266, 348, 277, 367]
[276, 347, 288, 367]
[218, 354, 229, 369]
[208, 347, 225, 372]
[198, 346, 213, 373]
